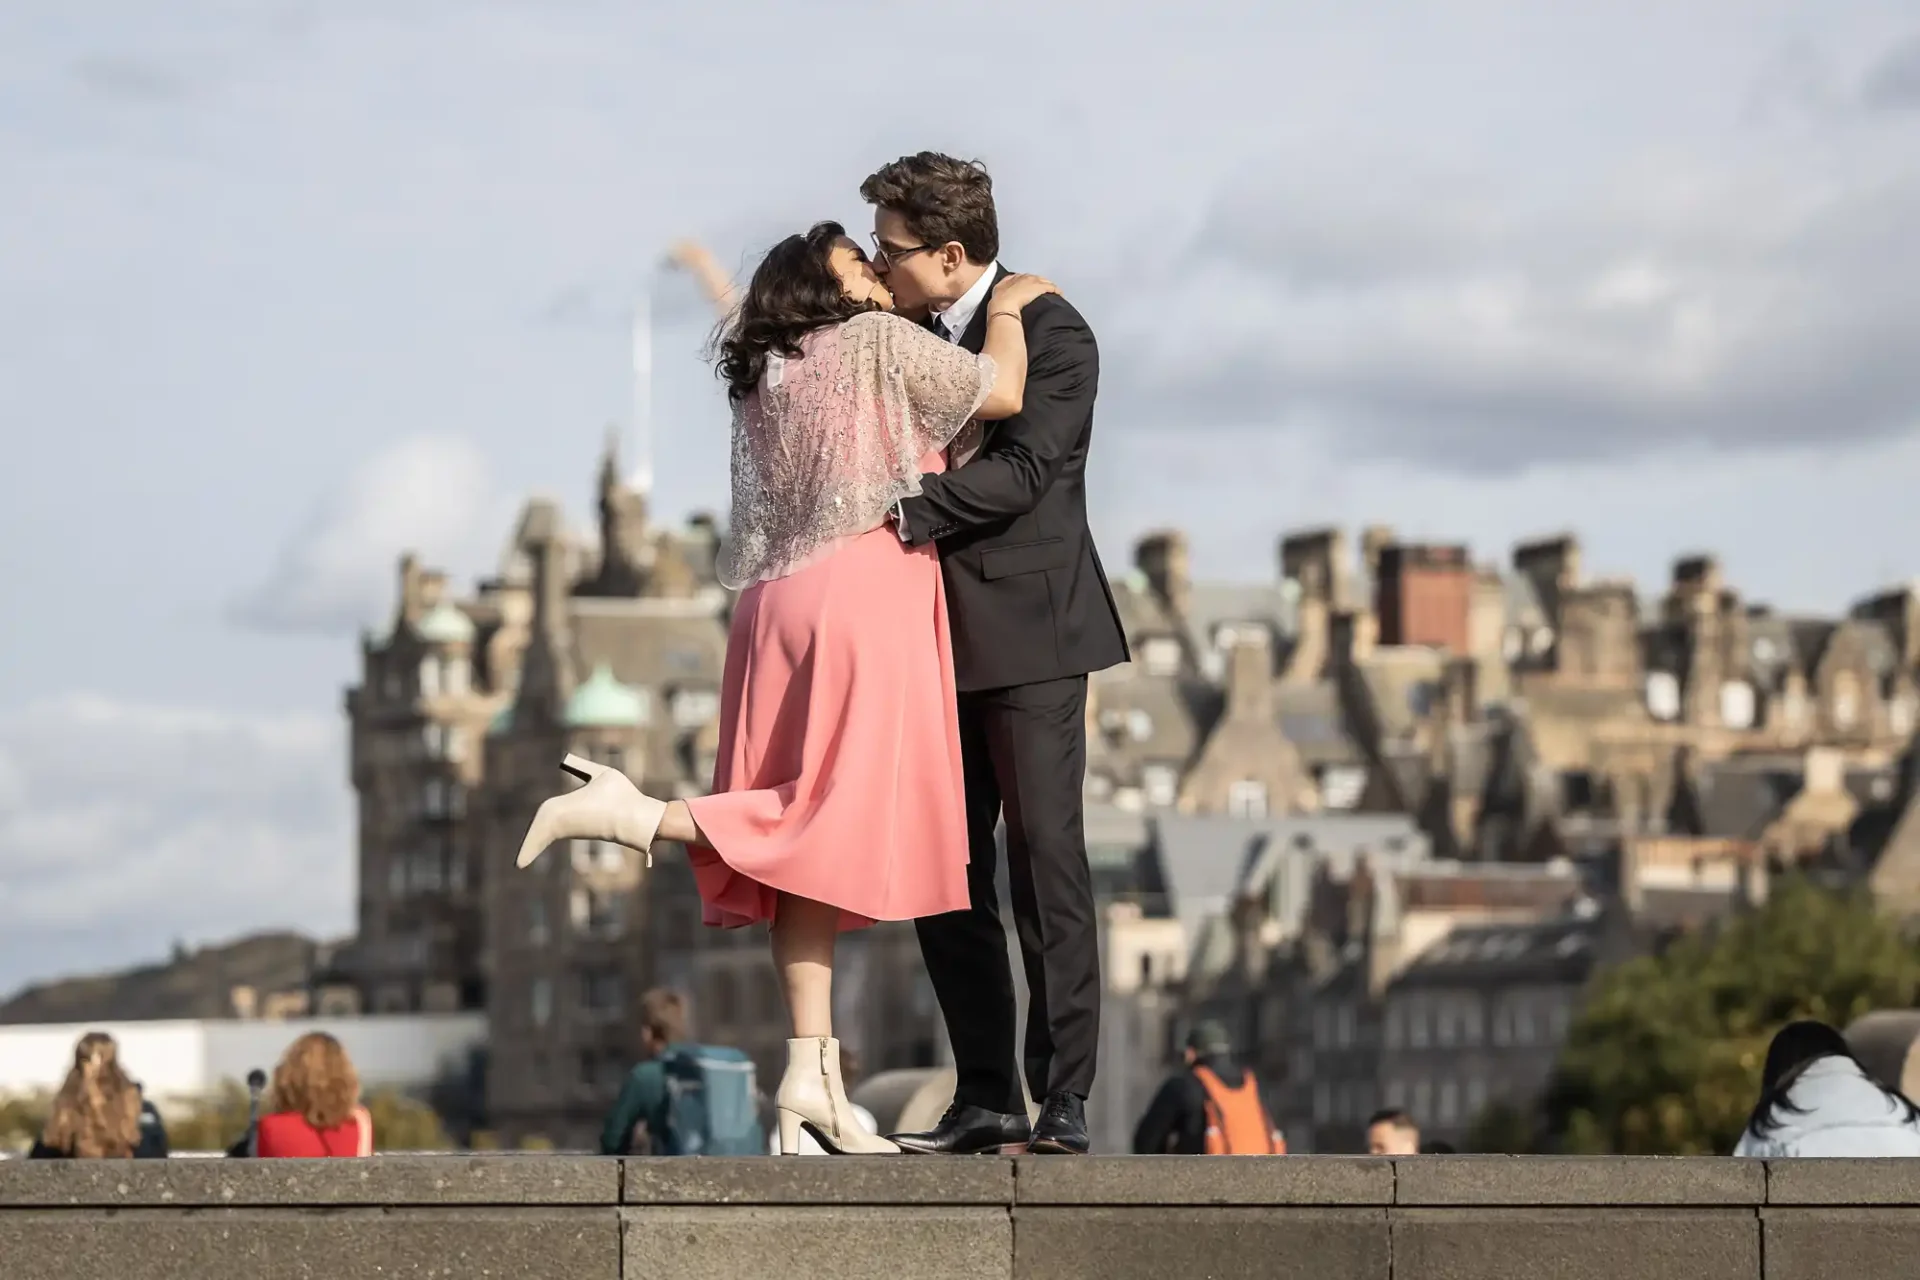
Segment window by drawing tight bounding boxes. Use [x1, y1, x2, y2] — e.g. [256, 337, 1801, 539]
[1492, 1006, 1511, 1047]
[1409, 999, 1430, 1048]
[1645, 671, 1681, 722]
[1466, 1076, 1488, 1117]
[1227, 780, 1269, 819]
[1126, 709, 1154, 742]
[419, 657, 442, 699]
[447, 846, 466, 892]
[1513, 1000, 1537, 1046]
[1720, 681, 1755, 730]
[673, 689, 720, 728]
[571, 886, 624, 938]
[448, 783, 466, 818]
[423, 723, 447, 758]
[1549, 999, 1570, 1042]
[388, 860, 407, 899]
[1142, 764, 1179, 809]
[1313, 1006, 1331, 1049]
[1384, 1004, 1405, 1049]
[581, 969, 624, 1012]
[1314, 1083, 1331, 1123]
[1336, 1005, 1355, 1048]
[528, 898, 550, 947]
[1463, 1001, 1484, 1046]
[1529, 626, 1555, 657]
[578, 1050, 598, 1088]
[531, 978, 552, 1027]
[1412, 1079, 1433, 1123]
[1320, 766, 1367, 811]
[1436, 1000, 1457, 1047]
[1143, 637, 1182, 676]
[1832, 672, 1861, 731]
[1893, 696, 1917, 737]
[1439, 1078, 1460, 1125]
[423, 779, 446, 818]
[1385, 1080, 1406, 1109]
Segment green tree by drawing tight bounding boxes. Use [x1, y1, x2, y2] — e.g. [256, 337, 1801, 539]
[364, 1089, 454, 1151]
[167, 1080, 254, 1152]
[1466, 1102, 1540, 1154]
[1546, 877, 1920, 1155]
[0, 1092, 50, 1154]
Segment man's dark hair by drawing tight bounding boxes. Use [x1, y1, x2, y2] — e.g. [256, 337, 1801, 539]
[638, 988, 689, 1046]
[1368, 1108, 1417, 1131]
[860, 152, 999, 264]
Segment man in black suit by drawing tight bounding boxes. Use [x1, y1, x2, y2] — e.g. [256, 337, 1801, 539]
[861, 153, 1129, 1155]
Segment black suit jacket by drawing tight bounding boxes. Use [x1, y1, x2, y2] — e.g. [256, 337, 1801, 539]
[896, 266, 1130, 692]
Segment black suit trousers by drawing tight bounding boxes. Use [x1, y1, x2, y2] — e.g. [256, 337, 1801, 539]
[915, 675, 1100, 1113]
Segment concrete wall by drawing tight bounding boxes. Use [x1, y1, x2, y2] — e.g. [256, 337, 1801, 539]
[5, 1155, 1920, 1279]
[0, 1014, 485, 1108]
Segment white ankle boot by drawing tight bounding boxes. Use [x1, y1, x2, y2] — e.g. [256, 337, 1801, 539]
[775, 1037, 898, 1155]
[516, 754, 668, 869]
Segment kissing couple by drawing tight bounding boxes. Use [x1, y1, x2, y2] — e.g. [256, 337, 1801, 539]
[517, 152, 1129, 1155]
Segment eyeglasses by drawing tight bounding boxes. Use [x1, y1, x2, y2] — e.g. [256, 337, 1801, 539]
[869, 232, 935, 270]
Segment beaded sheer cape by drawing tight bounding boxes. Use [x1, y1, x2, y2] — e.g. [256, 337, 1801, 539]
[716, 310, 995, 590]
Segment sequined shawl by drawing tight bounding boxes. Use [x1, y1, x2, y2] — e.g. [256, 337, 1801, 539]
[716, 311, 995, 590]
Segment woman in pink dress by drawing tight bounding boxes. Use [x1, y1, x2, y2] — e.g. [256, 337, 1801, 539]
[515, 221, 1059, 1153]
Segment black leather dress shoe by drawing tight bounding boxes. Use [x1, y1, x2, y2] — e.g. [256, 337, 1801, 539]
[1026, 1092, 1089, 1155]
[890, 1102, 1033, 1155]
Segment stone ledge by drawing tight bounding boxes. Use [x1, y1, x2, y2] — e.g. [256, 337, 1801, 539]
[622, 1155, 1012, 1204]
[0, 1155, 619, 1207]
[1764, 1159, 1920, 1205]
[1014, 1206, 1389, 1280]
[1014, 1155, 1392, 1205]
[1762, 1207, 1920, 1280]
[0, 1206, 620, 1280]
[622, 1205, 1010, 1280]
[1393, 1156, 1765, 1205]
[1389, 1207, 1760, 1280]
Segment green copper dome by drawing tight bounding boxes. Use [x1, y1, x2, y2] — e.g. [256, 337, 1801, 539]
[414, 601, 476, 645]
[564, 664, 648, 728]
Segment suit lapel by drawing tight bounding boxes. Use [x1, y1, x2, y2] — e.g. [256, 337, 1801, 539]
[957, 264, 1011, 355]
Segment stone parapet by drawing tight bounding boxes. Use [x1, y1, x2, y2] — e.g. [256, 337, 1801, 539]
[3, 1154, 1919, 1279]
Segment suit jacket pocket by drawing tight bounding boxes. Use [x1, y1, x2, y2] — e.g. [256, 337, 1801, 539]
[979, 537, 1073, 580]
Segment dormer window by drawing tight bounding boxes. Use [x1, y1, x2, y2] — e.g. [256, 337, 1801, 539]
[1142, 637, 1182, 677]
[1645, 671, 1681, 722]
[1720, 681, 1755, 730]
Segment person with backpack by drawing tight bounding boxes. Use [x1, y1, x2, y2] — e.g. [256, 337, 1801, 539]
[1131, 1022, 1285, 1155]
[600, 989, 765, 1157]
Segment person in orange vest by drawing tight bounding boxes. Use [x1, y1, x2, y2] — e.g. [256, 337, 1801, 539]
[1131, 1021, 1286, 1155]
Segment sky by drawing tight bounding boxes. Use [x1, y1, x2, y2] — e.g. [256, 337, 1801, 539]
[2, 0, 1919, 994]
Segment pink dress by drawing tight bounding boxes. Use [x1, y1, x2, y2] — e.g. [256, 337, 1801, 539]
[685, 312, 994, 931]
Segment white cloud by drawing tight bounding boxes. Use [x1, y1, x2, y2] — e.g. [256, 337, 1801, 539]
[0, 695, 351, 996]
[1100, 137, 1920, 472]
[231, 434, 499, 635]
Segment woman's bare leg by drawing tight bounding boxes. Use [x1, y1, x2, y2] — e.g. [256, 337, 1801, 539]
[656, 801, 835, 1040]
[770, 893, 837, 1040]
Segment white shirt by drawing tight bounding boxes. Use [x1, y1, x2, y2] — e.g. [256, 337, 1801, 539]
[930, 262, 999, 343]
[891, 262, 1000, 541]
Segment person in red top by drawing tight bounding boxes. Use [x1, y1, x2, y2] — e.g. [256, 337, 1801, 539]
[254, 1032, 374, 1158]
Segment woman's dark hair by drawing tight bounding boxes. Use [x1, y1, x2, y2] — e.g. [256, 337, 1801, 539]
[715, 221, 880, 405]
[1745, 1019, 1920, 1138]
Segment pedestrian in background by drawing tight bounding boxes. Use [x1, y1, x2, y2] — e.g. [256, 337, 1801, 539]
[1132, 1022, 1284, 1155]
[1734, 1019, 1920, 1157]
[1366, 1109, 1421, 1156]
[255, 1032, 374, 1158]
[30, 1031, 168, 1160]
